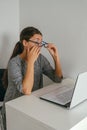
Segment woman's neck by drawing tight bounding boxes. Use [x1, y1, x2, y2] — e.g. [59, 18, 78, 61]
[19, 50, 27, 61]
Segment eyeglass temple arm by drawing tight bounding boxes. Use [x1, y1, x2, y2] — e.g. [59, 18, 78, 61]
[29, 40, 39, 45]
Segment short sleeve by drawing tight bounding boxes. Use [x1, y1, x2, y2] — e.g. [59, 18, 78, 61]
[8, 59, 23, 93]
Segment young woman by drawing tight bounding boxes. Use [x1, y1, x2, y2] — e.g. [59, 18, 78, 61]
[1, 26, 63, 130]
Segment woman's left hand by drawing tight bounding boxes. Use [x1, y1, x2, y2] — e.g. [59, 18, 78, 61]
[47, 43, 58, 60]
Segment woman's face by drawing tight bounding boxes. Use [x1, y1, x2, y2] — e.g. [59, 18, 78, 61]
[23, 34, 43, 50]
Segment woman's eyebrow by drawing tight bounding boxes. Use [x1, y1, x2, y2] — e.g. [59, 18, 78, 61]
[34, 38, 42, 41]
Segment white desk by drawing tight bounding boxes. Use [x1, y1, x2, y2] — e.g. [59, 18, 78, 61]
[70, 117, 87, 130]
[6, 79, 87, 130]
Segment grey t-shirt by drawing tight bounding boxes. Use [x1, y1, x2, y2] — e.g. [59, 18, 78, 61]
[4, 54, 61, 102]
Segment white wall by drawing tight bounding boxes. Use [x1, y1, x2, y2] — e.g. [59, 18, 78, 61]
[0, 0, 19, 68]
[20, 0, 87, 83]
[0, 0, 87, 86]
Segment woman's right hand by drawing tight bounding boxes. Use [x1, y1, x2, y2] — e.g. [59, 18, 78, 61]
[26, 45, 41, 64]
[22, 45, 41, 95]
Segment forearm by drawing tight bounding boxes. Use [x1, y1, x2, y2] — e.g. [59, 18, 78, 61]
[46, 43, 63, 78]
[54, 56, 63, 78]
[22, 62, 34, 95]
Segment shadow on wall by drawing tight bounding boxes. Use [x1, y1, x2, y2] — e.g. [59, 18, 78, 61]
[0, 34, 11, 68]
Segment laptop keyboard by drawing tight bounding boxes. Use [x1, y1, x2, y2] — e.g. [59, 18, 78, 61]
[40, 84, 75, 106]
[55, 89, 74, 104]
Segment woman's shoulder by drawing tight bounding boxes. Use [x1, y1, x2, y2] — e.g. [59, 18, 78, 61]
[39, 54, 49, 64]
[8, 55, 22, 66]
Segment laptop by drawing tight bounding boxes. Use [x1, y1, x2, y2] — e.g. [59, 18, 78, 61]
[40, 72, 87, 109]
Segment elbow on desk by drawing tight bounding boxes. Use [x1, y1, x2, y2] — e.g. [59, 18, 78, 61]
[54, 75, 63, 83]
[22, 87, 31, 95]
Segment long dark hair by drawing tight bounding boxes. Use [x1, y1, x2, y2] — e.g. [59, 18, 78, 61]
[3, 26, 42, 89]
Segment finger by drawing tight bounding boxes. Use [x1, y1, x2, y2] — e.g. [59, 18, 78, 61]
[36, 50, 41, 58]
[34, 46, 41, 56]
[29, 45, 38, 53]
[36, 46, 41, 53]
[32, 46, 41, 53]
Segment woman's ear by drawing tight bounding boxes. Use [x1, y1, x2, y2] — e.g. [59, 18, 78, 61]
[22, 40, 28, 47]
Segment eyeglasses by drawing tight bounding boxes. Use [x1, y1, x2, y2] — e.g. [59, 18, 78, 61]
[28, 40, 48, 48]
